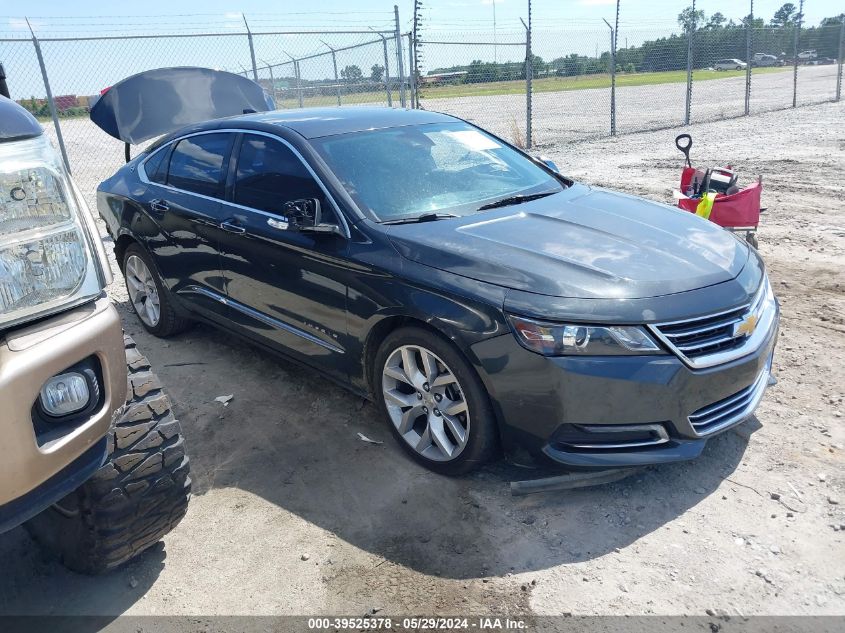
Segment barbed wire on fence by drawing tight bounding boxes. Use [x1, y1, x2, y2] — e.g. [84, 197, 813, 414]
[0, 3, 842, 204]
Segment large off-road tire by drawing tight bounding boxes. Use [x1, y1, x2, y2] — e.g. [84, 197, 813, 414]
[373, 326, 499, 475]
[25, 335, 191, 574]
[123, 243, 192, 337]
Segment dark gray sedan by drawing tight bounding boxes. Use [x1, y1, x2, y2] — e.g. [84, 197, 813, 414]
[95, 77, 778, 475]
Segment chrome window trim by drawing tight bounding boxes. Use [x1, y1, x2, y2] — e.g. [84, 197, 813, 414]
[138, 128, 351, 239]
[179, 285, 344, 354]
[648, 277, 776, 370]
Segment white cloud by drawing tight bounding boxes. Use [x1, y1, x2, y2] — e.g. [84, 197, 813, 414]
[7, 18, 29, 31]
[579, 0, 617, 5]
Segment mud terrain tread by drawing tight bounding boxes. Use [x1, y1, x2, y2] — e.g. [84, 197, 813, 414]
[25, 335, 191, 574]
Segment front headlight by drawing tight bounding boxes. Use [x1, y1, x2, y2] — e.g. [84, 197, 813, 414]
[0, 135, 104, 330]
[507, 315, 666, 356]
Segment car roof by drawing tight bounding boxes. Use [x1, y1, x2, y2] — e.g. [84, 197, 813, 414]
[207, 107, 459, 140]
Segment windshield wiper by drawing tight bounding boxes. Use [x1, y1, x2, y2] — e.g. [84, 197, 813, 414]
[476, 191, 557, 211]
[381, 213, 459, 225]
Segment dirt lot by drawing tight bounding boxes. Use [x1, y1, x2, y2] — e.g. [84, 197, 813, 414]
[0, 100, 843, 619]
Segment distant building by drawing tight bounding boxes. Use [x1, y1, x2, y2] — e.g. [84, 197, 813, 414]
[53, 94, 79, 111]
[421, 71, 467, 85]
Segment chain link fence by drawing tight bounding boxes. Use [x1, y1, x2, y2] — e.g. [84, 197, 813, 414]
[1, 8, 842, 204]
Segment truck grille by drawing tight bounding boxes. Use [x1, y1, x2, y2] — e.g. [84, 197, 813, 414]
[688, 367, 769, 436]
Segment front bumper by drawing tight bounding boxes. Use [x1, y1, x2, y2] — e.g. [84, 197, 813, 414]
[470, 307, 779, 469]
[0, 297, 127, 530]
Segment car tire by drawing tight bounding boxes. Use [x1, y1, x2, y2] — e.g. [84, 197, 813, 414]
[25, 335, 191, 574]
[373, 326, 498, 475]
[123, 243, 192, 337]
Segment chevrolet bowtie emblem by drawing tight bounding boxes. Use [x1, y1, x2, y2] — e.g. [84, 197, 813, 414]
[733, 313, 758, 338]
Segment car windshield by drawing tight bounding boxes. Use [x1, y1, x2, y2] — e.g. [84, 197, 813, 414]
[310, 121, 564, 222]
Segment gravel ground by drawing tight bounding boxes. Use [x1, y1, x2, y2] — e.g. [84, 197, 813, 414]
[0, 100, 843, 619]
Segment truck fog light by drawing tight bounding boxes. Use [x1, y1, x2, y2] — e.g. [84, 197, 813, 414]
[39, 372, 90, 417]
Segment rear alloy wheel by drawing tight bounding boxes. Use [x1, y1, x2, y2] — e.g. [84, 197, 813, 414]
[125, 254, 160, 328]
[375, 327, 498, 474]
[123, 244, 191, 337]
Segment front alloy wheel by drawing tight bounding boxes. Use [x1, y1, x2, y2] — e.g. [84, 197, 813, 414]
[374, 327, 498, 474]
[382, 345, 470, 462]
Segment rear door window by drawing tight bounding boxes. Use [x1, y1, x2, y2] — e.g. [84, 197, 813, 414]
[233, 134, 330, 219]
[167, 133, 231, 198]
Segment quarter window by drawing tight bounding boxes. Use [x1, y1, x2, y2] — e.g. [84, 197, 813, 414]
[234, 135, 326, 216]
[143, 147, 169, 185]
[167, 133, 230, 198]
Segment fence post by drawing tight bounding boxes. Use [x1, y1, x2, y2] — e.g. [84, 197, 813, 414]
[331, 51, 341, 106]
[376, 32, 393, 107]
[320, 41, 342, 106]
[394, 5, 407, 107]
[242, 14, 259, 82]
[295, 60, 303, 108]
[603, 19, 616, 136]
[684, 0, 695, 125]
[837, 16, 844, 101]
[521, 17, 533, 149]
[792, 0, 803, 108]
[745, 1, 753, 116]
[612, 0, 620, 135]
[27, 19, 71, 173]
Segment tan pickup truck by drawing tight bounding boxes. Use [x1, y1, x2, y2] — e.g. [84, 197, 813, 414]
[0, 90, 190, 573]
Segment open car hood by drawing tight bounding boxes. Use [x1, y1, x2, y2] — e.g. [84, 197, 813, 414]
[90, 67, 272, 144]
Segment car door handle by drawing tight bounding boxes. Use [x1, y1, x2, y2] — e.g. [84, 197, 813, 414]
[150, 199, 169, 213]
[220, 220, 246, 234]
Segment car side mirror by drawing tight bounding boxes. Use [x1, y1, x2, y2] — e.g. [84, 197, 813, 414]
[281, 198, 344, 236]
[535, 155, 559, 173]
[283, 198, 321, 229]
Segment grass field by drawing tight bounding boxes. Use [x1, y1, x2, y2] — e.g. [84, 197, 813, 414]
[274, 66, 792, 108]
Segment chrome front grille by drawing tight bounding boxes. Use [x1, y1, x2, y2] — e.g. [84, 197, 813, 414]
[688, 365, 770, 436]
[653, 306, 748, 360]
[649, 277, 777, 369]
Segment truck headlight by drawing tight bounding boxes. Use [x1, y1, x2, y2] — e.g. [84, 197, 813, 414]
[0, 135, 104, 330]
[508, 315, 666, 356]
